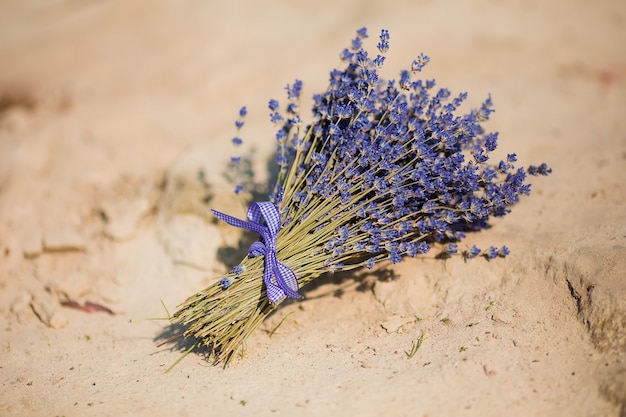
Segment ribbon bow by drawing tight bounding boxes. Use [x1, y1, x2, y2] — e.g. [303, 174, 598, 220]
[211, 202, 303, 304]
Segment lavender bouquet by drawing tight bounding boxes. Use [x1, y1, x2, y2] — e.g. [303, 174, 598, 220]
[165, 28, 551, 366]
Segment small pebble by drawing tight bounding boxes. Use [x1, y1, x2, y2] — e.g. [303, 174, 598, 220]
[30, 296, 68, 328]
[22, 233, 42, 258]
[43, 229, 86, 252]
[381, 315, 412, 333]
[101, 198, 152, 241]
[491, 310, 513, 324]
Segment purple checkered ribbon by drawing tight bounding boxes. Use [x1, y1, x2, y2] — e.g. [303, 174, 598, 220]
[211, 202, 303, 303]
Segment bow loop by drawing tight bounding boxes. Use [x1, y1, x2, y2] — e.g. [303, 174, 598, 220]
[212, 202, 303, 303]
[248, 241, 266, 258]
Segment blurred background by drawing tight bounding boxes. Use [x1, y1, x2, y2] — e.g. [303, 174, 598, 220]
[0, 1, 624, 416]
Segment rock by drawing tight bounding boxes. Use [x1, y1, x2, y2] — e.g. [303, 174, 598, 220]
[10, 292, 33, 322]
[21, 233, 42, 258]
[598, 364, 626, 411]
[372, 279, 394, 307]
[381, 314, 413, 333]
[29, 294, 68, 329]
[491, 309, 513, 325]
[156, 143, 251, 270]
[42, 228, 86, 252]
[550, 245, 626, 356]
[371, 264, 438, 319]
[48, 309, 69, 329]
[157, 215, 223, 271]
[101, 198, 152, 241]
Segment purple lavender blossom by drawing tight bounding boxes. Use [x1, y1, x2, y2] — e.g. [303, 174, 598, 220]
[466, 245, 481, 259]
[486, 246, 499, 259]
[228, 106, 248, 194]
[259, 28, 551, 272]
[218, 277, 232, 289]
[232, 264, 246, 276]
[170, 27, 552, 367]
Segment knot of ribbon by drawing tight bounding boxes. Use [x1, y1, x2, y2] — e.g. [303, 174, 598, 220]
[211, 202, 303, 304]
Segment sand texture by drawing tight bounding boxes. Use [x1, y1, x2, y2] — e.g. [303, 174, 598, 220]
[0, 1, 625, 416]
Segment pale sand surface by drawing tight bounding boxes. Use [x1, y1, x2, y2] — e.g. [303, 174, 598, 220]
[0, 1, 625, 416]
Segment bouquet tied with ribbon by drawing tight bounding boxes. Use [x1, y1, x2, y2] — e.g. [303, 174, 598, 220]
[163, 28, 551, 366]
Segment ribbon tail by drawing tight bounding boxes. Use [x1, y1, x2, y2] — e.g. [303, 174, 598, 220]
[212, 202, 299, 304]
[263, 264, 286, 304]
[275, 261, 303, 300]
[211, 209, 265, 235]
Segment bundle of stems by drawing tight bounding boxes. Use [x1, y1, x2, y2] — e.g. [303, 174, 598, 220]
[165, 27, 551, 366]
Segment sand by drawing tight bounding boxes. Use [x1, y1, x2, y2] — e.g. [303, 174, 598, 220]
[0, 1, 624, 416]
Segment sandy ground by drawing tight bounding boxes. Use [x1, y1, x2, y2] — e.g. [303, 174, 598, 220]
[0, 1, 625, 416]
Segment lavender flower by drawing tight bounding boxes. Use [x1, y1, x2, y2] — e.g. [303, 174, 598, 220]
[466, 244, 481, 259]
[169, 28, 551, 366]
[232, 264, 246, 275]
[229, 106, 247, 193]
[486, 246, 499, 259]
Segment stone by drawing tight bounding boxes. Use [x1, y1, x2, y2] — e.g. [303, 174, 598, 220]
[43, 228, 86, 252]
[552, 245, 626, 357]
[381, 315, 413, 333]
[101, 198, 152, 241]
[21, 233, 42, 258]
[29, 294, 68, 329]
